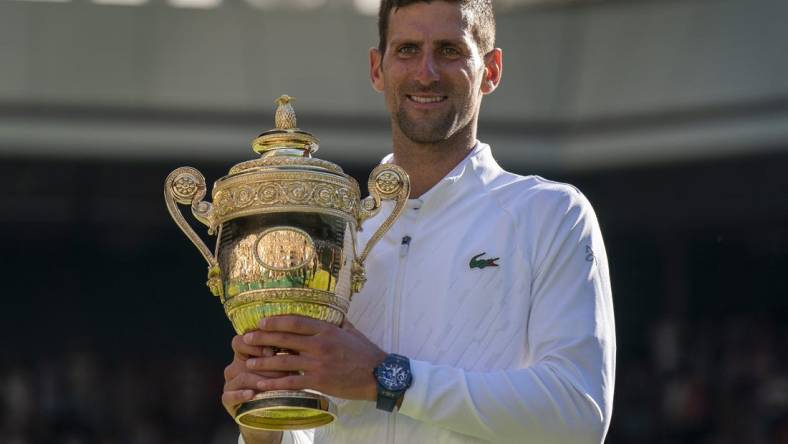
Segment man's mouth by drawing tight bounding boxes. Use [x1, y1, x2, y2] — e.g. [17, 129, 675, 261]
[407, 95, 447, 104]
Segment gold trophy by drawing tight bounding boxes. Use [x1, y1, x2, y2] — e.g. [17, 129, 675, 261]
[164, 95, 410, 430]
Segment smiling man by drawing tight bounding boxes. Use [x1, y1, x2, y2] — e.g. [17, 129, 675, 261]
[223, 1, 616, 443]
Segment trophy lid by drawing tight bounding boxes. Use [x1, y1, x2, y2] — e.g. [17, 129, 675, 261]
[210, 95, 361, 229]
[227, 95, 345, 176]
[252, 94, 318, 156]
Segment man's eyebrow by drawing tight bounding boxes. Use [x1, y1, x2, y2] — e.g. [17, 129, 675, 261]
[389, 37, 468, 48]
[435, 39, 468, 48]
[388, 37, 421, 45]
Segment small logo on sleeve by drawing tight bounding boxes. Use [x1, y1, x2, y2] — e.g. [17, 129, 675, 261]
[585, 245, 596, 263]
[469, 252, 499, 269]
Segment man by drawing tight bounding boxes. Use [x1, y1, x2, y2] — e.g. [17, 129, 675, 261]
[223, 1, 616, 443]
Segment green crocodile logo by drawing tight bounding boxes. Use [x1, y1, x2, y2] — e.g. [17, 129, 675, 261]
[469, 252, 499, 269]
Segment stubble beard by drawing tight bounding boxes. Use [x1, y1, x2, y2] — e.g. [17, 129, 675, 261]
[395, 104, 458, 145]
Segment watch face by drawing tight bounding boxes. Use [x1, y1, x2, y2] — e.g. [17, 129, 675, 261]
[377, 361, 411, 391]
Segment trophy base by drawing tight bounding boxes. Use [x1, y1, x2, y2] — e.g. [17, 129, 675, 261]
[234, 390, 337, 431]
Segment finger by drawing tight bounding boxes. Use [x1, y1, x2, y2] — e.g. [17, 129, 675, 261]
[262, 346, 276, 357]
[232, 335, 266, 358]
[258, 315, 330, 335]
[247, 354, 318, 373]
[224, 360, 247, 382]
[225, 365, 291, 389]
[226, 373, 292, 392]
[257, 374, 310, 392]
[242, 331, 316, 353]
[222, 389, 255, 411]
[225, 372, 269, 392]
[256, 370, 292, 378]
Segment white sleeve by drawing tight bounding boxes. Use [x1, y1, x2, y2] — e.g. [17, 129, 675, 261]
[238, 429, 314, 444]
[397, 189, 616, 444]
[288, 430, 314, 444]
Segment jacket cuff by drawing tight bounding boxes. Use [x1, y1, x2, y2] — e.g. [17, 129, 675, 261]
[396, 358, 429, 418]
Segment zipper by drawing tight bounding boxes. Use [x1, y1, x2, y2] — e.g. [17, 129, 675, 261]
[400, 235, 412, 258]
[392, 235, 411, 352]
[387, 234, 412, 444]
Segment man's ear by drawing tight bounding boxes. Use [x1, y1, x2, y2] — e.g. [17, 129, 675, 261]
[370, 47, 384, 93]
[481, 48, 503, 95]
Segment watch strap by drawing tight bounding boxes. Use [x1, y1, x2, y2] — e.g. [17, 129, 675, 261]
[375, 388, 400, 412]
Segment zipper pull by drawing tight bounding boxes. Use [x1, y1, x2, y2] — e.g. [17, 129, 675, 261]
[400, 236, 412, 258]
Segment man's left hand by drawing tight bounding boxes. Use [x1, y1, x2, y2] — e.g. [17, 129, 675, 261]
[243, 316, 387, 402]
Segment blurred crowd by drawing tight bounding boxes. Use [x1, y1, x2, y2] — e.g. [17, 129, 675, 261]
[611, 314, 788, 444]
[2, 314, 786, 444]
[0, 351, 237, 444]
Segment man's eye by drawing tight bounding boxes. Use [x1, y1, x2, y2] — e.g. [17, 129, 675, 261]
[398, 45, 418, 56]
[439, 47, 461, 57]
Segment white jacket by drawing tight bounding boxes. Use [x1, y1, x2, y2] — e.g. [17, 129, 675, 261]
[252, 142, 616, 444]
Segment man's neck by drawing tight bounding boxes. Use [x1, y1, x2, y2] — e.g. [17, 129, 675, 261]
[390, 130, 477, 198]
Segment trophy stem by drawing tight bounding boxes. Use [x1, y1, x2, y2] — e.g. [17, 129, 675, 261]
[235, 390, 337, 431]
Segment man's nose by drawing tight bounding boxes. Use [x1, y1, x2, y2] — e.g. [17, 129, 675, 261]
[414, 53, 440, 85]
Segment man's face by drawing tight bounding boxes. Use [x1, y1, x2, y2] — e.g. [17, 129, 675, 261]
[370, 1, 499, 145]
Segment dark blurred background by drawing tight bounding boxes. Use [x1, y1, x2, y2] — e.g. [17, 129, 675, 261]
[1, 0, 787, 443]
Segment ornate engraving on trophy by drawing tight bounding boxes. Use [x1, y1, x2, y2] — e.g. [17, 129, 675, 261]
[255, 227, 315, 271]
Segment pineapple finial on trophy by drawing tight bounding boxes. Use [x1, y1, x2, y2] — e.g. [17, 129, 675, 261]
[252, 94, 318, 156]
[275, 95, 297, 130]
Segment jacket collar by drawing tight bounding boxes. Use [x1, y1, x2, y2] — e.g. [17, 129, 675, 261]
[380, 141, 500, 214]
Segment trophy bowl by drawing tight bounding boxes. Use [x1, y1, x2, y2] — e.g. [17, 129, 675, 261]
[164, 95, 410, 430]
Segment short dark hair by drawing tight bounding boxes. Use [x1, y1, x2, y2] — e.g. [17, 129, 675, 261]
[377, 0, 496, 56]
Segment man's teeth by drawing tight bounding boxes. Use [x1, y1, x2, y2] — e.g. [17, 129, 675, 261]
[409, 96, 445, 104]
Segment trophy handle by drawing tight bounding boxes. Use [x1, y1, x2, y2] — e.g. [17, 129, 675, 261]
[357, 164, 411, 264]
[164, 166, 219, 270]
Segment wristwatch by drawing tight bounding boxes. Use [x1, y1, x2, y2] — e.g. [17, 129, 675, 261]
[373, 353, 412, 412]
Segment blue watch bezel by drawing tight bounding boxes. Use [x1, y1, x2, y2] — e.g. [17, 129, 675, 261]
[374, 353, 412, 411]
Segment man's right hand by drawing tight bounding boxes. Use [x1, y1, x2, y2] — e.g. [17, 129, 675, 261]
[223, 333, 288, 444]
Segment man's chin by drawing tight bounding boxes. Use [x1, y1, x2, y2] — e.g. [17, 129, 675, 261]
[397, 116, 454, 144]
[401, 128, 453, 145]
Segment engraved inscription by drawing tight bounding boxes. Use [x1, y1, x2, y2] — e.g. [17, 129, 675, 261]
[254, 228, 315, 272]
